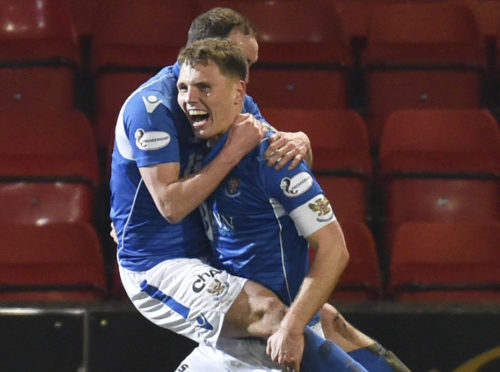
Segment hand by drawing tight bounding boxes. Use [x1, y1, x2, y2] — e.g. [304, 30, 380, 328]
[110, 222, 118, 245]
[265, 131, 311, 170]
[225, 113, 266, 161]
[266, 327, 304, 371]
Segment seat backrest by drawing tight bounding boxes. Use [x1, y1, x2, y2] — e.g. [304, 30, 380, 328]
[0, 182, 95, 224]
[0, 110, 100, 184]
[92, 0, 196, 68]
[336, 221, 382, 299]
[316, 176, 367, 223]
[365, 2, 483, 63]
[262, 108, 371, 173]
[195, 0, 350, 64]
[0, 0, 78, 61]
[0, 222, 107, 300]
[379, 109, 500, 174]
[381, 109, 500, 158]
[389, 221, 500, 291]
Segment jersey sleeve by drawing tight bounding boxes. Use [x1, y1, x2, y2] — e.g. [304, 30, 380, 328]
[260, 141, 336, 237]
[122, 92, 180, 168]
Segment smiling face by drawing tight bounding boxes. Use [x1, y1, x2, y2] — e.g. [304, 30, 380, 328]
[177, 60, 246, 140]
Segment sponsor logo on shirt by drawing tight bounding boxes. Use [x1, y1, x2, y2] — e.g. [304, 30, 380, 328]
[280, 172, 313, 197]
[135, 128, 171, 150]
[308, 196, 333, 222]
[176, 364, 189, 371]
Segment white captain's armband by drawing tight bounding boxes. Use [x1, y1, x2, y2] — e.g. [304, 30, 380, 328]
[134, 128, 171, 150]
[289, 194, 336, 237]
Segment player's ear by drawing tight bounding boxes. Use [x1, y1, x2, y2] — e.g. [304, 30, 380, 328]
[233, 80, 246, 105]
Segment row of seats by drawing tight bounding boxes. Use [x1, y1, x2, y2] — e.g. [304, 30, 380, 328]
[331, 220, 500, 302]
[66, 0, 500, 43]
[2, 218, 498, 302]
[0, 107, 498, 301]
[1, 0, 499, 302]
[264, 107, 500, 252]
[3, 0, 500, 150]
[0, 109, 108, 301]
[2, 107, 497, 235]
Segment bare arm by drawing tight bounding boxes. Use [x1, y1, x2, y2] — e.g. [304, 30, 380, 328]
[141, 113, 265, 223]
[266, 220, 349, 370]
[282, 220, 348, 330]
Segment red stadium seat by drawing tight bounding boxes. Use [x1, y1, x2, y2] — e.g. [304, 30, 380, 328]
[196, 0, 351, 109]
[262, 108, 371, 172]
[383, 177, 500, 253]
[262, 108, 372, 222]
[380, 109, 500, 176]
[379, 108, 500, 253]
[316, 176, 368, 223]
[334, 221, 383, 301]
[363, 2, 486, 149]
[92, 0, 197, 149]
[0, 223, 107, 301]
[0, 182, 94, 225]
[388, 221, 500, 302]
[68, 0, 99, 38]
[0, 0, 80, 110]
[0, 110, 100, 185]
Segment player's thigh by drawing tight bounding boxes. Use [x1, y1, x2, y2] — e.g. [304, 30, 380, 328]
[120, 258, 247, 346]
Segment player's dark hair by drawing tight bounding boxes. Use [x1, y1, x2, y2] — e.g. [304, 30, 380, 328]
[178, 38, 248, 81]
[187, 7, 256, 46]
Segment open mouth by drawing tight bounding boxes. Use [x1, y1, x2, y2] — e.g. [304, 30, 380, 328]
[188, 109, 210, 128]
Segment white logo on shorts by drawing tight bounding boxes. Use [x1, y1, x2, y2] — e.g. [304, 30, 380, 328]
[192, 269, 223, 293]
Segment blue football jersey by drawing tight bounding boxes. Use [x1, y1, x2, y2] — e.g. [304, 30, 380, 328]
[110, 62, 266, 272]
[202, 131, 336, 305]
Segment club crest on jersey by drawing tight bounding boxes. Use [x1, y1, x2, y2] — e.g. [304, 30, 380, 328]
[135, 128, 171, 150]
[308, 197, 333, 222]
[280, 172, 313, 197]
[224, 178, 241, 198]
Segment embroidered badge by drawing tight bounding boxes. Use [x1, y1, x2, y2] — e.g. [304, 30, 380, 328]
[308, 197, 333, 222]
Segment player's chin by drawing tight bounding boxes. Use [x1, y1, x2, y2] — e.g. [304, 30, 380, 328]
[194, 129, 211, 140]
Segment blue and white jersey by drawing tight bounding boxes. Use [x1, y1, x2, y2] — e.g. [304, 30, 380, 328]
[202, 131, 336, 306]
[110, 62, 265, 272]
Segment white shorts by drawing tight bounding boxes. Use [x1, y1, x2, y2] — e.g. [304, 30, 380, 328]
[176, 342, 284, 372]
[175, 319, 325, 371]
[119, 258, 248, 346]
